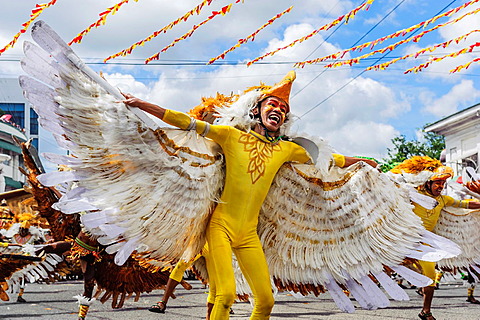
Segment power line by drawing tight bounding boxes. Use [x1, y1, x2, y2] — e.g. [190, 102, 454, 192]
[293, 0, 407, 104]
[297, 0, 459, 119]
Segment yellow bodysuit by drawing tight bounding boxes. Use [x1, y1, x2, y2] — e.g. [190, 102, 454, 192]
[163, 110, 343, 319]
[413, 190, 469, 284]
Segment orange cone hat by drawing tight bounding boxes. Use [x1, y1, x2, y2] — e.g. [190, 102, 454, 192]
[261, 70, 296, 106]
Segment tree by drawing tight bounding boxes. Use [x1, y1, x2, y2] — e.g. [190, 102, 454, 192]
[381, 131, 445, 172]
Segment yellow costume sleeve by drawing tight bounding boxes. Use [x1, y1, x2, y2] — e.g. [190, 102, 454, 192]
[332, 153, 345, 167]
[443, 195, 469, 209]
[0, 242, 8, 247]
[162, 109, 230, 144]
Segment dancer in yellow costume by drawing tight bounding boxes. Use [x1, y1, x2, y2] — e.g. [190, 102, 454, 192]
[390, 156, 480, 320]
[149, 244, 220, 319]
[123, 71, 376, 320]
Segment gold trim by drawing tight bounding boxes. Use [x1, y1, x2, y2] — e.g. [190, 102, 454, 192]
[153, 129, 221, 168]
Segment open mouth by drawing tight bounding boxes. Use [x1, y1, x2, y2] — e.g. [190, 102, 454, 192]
[267, 113, 281, 125]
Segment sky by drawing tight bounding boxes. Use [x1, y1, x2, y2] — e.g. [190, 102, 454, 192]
[1, 0, 480, 167]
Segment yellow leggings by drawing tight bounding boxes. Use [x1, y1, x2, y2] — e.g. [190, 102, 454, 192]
[418, 260, 436, 287]
[206, 221, 274, 320]
[169, 245, 216, 304]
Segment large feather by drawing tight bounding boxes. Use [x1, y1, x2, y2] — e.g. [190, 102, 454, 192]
[20, 20, 224, 268]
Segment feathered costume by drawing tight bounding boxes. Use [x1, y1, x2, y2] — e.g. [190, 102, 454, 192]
[388, 156, 480, 281]
[18, 139, 171, 319]
[19, 21, 461, 315]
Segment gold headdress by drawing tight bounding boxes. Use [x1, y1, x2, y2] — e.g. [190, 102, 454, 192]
[390, 156, 453, 186]
[187, 92, 239, 123]
[213, 71, 297, 134]
[260, 70, 296, 106]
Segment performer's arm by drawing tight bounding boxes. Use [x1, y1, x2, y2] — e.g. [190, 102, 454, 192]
[444, 196, 480, 209]
[122, 93, 228, 142]
[122, 93, 166, 119]
[467, 201, 480, 209]
[341, 155, 378, 168]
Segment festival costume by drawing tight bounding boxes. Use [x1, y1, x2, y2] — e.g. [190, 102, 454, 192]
[19, 21, 462, 316]
[389, 156, 480, 285]
[17, 140, 171, 319]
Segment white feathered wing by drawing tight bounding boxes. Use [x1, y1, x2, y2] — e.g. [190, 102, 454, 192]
[260, 161, 460, 312]
[19, 21, 224, 268]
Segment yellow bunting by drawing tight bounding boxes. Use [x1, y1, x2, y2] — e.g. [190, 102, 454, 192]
[405, 41, 480, 74]
[208, 6, 293, 65]
[0, 0, 57, 55]
[450, 57, 480, 73]
[103, 0, 218, 62]
[247, 0, 375, 67]
[69, 0, 139, 45]
[295, 0, 480, 68]
[145, 1, 244, 64]
[367, 29, 480, 72]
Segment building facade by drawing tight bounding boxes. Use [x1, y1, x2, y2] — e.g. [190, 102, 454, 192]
[0, 78, 38, 191]
[424, 103, 480, 176]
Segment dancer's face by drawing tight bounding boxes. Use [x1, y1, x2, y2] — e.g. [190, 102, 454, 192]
[258, 97, 289, 132]
[427, 180, 446, 196]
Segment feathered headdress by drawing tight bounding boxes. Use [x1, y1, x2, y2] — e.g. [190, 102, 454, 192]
[187, 92, 239, 123]
[389, 156, 453, 187]
[215, 71, 296, 135]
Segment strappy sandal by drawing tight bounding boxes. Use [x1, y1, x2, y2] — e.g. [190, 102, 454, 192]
[148, 301, 166, 313]
[418, 310, 436, 320]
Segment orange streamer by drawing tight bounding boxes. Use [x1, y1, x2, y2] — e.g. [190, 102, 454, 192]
[69, 0, 139, 45]
[450, 56, 480, 73]
[0, 0, 57, 55]
[145, 1, 243, 64]
[322, 6, 480, 69]
[367, 29, 480, 72]
[104, 0, 217, 62]
[208, 6, 293, 65]
[405, 41, 480, 74]
[295, 0, 480, 68]
[247, 0, 375, 66]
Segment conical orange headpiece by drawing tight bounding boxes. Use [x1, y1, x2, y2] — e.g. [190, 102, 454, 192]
[261, 70, 296, 106]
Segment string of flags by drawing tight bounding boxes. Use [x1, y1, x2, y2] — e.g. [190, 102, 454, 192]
[368, 29, 480, 73]
[145, 1, 244, 64]
[207, 6, 293, 65]
[69, 0, 139, 45]
[294, 0, 480, 69]
[0, 0, 57, 55]
[103, 0, 218, 62]
[1, 0, 479, 74]
[246, 0, 376, 67]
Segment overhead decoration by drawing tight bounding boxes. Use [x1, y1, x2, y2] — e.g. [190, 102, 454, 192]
[69, 0, 139, 45]
[294, 0, 480, 69]
[0, 0, 57, 55]
[145, 1, 244, 64]
[207, 6, 293, 65]
[246, 0, 375, 67]
[103, 0, 217, 62]
[450, 56, 480, 73]
[368, 29, 480, 72]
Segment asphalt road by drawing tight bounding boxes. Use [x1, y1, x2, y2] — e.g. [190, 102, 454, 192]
[0, 279, 479, 319]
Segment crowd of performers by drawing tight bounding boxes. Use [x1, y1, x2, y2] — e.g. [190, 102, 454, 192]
[0, 71, 477, 320]
[4, 27, 480, 319]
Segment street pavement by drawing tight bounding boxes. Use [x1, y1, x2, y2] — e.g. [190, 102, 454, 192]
[0, 279, 479, 319]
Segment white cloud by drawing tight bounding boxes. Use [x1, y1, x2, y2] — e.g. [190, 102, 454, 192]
[319, 120, 399, 160]
[2, 0, 461, 163]
[422, 79, 480, 117]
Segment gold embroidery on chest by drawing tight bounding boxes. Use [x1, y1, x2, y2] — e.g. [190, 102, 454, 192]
[238, 134, 282, 184]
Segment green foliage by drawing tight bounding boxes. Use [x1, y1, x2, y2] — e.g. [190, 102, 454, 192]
[381, 131, 445, 172]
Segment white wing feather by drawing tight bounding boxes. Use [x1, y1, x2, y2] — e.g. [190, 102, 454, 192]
[20, 21, 224, 267]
